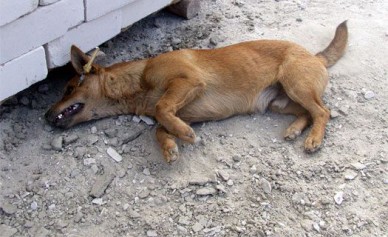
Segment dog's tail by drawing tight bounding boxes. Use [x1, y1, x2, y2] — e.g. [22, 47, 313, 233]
[316, 21, 348, 68]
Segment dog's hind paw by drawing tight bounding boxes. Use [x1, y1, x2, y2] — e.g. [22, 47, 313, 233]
[304, 136, 322, 153]
[284, 127, 301, 141]
[164, 145, 180, 163]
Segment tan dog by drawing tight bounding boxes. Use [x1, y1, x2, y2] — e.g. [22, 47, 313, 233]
[46, 21, 348, 162]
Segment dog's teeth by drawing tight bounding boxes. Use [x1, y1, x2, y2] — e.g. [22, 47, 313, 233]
[57, 114, 63, 119]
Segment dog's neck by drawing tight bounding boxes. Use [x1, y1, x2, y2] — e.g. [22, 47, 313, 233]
[104, 59, 156, 117]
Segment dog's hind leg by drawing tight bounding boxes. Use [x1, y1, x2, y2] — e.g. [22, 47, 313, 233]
[155, 77, 205, 143]
[270, 94, 311, 140]
[156, 125, 179, 163]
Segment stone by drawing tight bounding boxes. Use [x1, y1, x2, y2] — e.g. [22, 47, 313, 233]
[363, 90, 375, 100]
[189, 177, 211, 186]
[143, 168, 151, 176]
[83, 158, 96, 166]
[63, 134, 79, 144]
[260, 178, 272, 194]
[351, 162, 366, 170]
[344, 169, 358, 180]
[90, 172, 115, 198]
[1, 202, 17, 215]
[91, 198, 105, 205]
[192, 222, 203, 232]
[330, 110, 340, 118]
[217, 170, 230, 181]
[90, 126, 97, 134]
[138, 189, 150, 199]
[74, 146, 87, 158]
[146, 230, 158, 237]
[104, 128, 118, 138]
[0, 224, 18, 237]
[300, 219, 314, 232]
[140, 115, 155, 125]
[107, 147, 122, 162]
[196, 187, 217, 196]
[31, 201, 38, 210]
[334, 191, 344, 205]
[50, 136, 63, 151]
[38, 84, 49, 93]
[132, 115, 141, 123]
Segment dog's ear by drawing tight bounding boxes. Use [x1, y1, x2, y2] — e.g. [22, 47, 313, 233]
[70, 45, 90, 75]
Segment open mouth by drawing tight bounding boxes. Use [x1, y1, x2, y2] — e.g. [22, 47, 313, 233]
[54, 103, 84, 124]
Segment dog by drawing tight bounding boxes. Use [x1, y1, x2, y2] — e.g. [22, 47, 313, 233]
[46, 21, 348, 163]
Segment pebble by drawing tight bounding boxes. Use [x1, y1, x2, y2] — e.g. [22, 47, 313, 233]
[363, 90, 375, 100]
[38, 84, 49, 93]
[227, 179, 234, 186]
[334, 191, 344, 205]
[31, 201, 38, 210]
[192, 222, 204, 232]
[351, 162, 366, 170]
[104, 128, 118, 138]
[300, 219, 314, 232]
[143, 168, 151, 176]
[147, 230, 158, 237]
[91, 198, 105, 205]
[74, 146, 87, 158]
[140, 115, 155, 125]
[50, 136, 63, 151]
[196, 187, 217, 196]
[83, 158, 96, 166]
[123, 203, 130, 211]
[87, 135, 99, 145]
[189, 177, 211, 186]
[216, 184, 227, 193]
[217, 170, 230, 181]
[330, 110, 340, 118]
[344, 169, 358, 180]
[0, 224, 18, 237]
[107, 147, 122, 162]
[90, 126, 98, 134]
[313, 222, 320, 232]
[232, 155, 241, 162]
[132, 115, 141, 123]
[64, 134, 79, 144]
[20, 96, 29, 106]
[129, 210, 141, 218]
[260, 178, 272, 194]
[139, 189, 150, 199]
[90, 172, 115, 198]
[1, 202, 17, 215]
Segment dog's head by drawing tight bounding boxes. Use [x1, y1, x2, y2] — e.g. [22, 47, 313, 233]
[45, 45, 114, 128]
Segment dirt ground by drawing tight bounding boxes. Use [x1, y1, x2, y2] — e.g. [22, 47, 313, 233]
[1, 0, 387, 236]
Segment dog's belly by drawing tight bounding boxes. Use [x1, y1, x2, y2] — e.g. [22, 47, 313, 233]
[177, 85, 281, 123]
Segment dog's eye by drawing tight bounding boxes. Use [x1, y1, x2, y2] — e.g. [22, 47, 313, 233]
[64, 86, 74, 96]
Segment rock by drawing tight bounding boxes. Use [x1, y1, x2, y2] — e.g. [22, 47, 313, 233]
[87, 135, 99, 145]
[104, 128, 118, 138]
[132, 116, 141, 123]
[260, 178, 272, 194]
[0, 224, 18, 237]
[189, 177, 211, 186]
[129, 210, 141, 218]
[64, 134, 79, 145]
[216, 184, 226, 193]
[351, 162, 366, 170]
[123, 203, 130, 211]
[363, 90, 375, 100]
[31, 201, 38, 210]
[313, 222, 320, 232]
[227, 179, 234, 186]
[19, 96, 29, 106]
[38, 84, 49, 93]
[330, 110, 340, 118]
[192, 222, 203, 232]
[91, 198, 105, 205]
[196, 187, 217, 196]
[232, 155, 241, 162]
[140, 115, 155, 125]
[300, 219, 314, 232]
[344, 169, 358, 180]
[334, 191, 344, 205]
[90, 126, 98, 134]
[83, 158, 96, 166]
[146, 230, 158, 237]
[139, 189, 150, 199]
[50, 136, 63, 151]
[143, 168, 151, 176]
[217, 170, 230, 181]
[1, 202, 17, 215]
[74, 146, 87, 158]
[107, 147, 122, 162]
[90, 172, 115, 198]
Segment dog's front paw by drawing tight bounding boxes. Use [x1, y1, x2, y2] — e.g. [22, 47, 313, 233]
[163, 144, 180, 163]
[304, 136, 322, 153]
[177, 125, 197, 144]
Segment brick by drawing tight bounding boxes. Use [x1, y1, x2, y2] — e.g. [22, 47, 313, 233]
[0, 0, 84, 64]
[39, 0, 61, 6]
[85, 0, 136, 21]
[0, 0, 39, 26]
[121, 0, 172, 28]
[46, 10, 122, 68]
[0, 47, 48, 101]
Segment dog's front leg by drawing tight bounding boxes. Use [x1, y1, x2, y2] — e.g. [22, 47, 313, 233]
[155, 77, 205, 143]
[156, 125, 179, 163]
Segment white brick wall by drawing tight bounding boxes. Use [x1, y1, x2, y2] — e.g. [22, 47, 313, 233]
[0, 0, 176, 101]
[0, 47, 48, 100]
[46, 10, 122, 68]
[0, 0, 84, 64]
[0, 0, 39, 26]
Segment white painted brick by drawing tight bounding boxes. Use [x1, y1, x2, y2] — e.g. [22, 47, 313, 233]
[39, 0, 61, 6]
[85, 0, 136, 21]
[121, 0, 172, 28]
[0, 0, 39, 26]
[46, 10, 122, 68]
[0, 0, 84, 64]
[0, 47, 48, 101]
